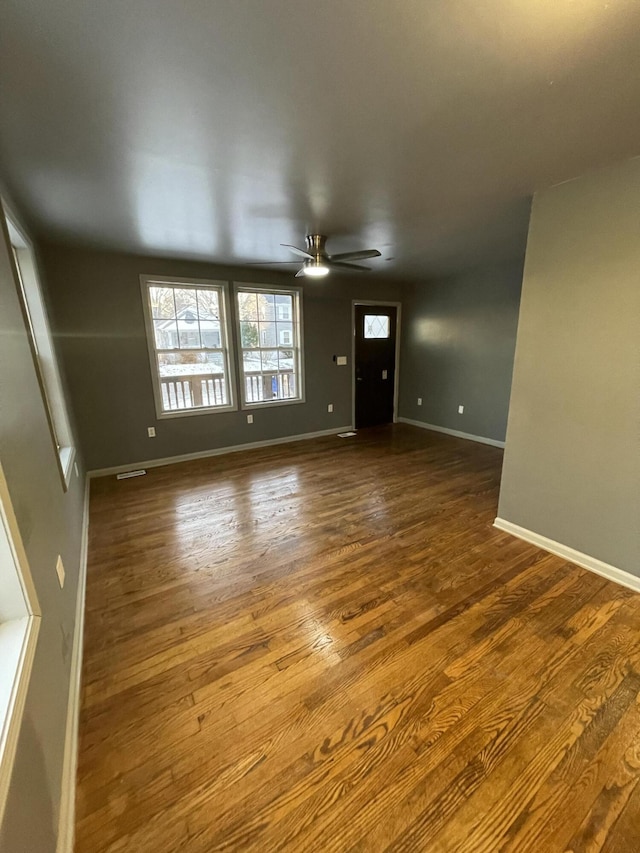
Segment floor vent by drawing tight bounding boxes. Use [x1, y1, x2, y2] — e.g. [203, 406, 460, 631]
[338, 431, 357, 438]
[116, 469, 147, 480]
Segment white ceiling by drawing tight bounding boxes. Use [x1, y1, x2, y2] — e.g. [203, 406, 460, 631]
[2, 0, 640, 279]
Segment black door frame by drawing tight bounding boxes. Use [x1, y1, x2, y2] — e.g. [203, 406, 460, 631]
[351, 300, 402, 429]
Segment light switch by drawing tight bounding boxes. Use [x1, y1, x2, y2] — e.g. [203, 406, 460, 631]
[336, 356, 347, 366]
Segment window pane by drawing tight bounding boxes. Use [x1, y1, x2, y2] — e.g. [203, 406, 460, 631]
[260, 350, 279, 373]
[150, 287, 176, 319]
[243, 350, 260, 375]
[178, 324, 201, 349]
[278, 350, 294, 371]
[154, 319, 178, 350]
[240, 322, 259, 349]
[158, 351, 222, 376]
[259, 321, 277, 348]
[277, 322, 293, 347]
[174, 287, 198, 315]
[276, 296, 293, 321]
[237, 291, 258, 321]
[257, 292, 275, 321]
[196, 289, 220, 319]
[364, 315, 390, 339]
[201, 322, 221, 348]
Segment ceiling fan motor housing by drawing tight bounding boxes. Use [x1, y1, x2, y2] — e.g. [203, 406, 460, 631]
[305, 234, 328, 260]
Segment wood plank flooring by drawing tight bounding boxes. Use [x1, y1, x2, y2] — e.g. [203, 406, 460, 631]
[76, 424, 640, 852]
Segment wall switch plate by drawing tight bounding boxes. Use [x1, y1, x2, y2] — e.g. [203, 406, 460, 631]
[458, 405, 464, 414]
[55, 555, 65, 589]
[247, 414, 254, 424]
[147, 426, 156, 437]
[74, 462, 79, 477]
[417, 397, 422, 406]
[336, 356, 347, 366]
[327, 403, 333, 413]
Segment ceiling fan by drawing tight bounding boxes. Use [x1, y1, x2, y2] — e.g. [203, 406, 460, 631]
[251, 234, 381, 278]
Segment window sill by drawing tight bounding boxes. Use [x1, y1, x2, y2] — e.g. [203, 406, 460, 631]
[156, 403, 238, 420]
[242, 397, 305, 411]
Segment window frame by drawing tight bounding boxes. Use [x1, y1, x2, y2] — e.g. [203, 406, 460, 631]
[235, 283, 305, 411]
[0, 460, 41, 826]
[140, 275, 238, 419]
[2, 201, 76, 490]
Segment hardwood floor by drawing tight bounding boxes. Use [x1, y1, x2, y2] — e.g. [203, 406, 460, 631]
[76, 424, 640, 852]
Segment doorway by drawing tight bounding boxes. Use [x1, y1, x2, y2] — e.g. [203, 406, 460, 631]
[353, 303, 400, 429]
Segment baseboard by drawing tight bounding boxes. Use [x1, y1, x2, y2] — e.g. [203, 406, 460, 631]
[88, 426, 353, 478]
[398, 417, 505, 449]
[56, 476, 90, 853]
[493, 517, 640, 593]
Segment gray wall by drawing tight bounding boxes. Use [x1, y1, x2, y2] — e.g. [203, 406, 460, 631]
[39, 243, 403, 471]
[0, 218, 85, 851]
[498, 157, 640, 575]
[398, 262, 524, 442]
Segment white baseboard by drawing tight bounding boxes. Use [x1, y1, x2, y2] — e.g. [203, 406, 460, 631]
[88, 426, 353, 478]
[56, 476, 90, 853]
[398, 417, 505, 449]
[493, 517, 640, 593]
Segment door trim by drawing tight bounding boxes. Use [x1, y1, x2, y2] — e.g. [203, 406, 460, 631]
[351, 300, 402, 430]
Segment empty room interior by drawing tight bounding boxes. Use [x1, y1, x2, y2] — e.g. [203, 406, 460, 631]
[2, 2, 640, 851]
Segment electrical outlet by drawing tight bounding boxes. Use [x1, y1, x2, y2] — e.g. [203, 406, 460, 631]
[336, 356, 347, 366]
[327, 403, 333, 413]
[55, 555, 65, 589]
[458, 405, 464, 414]
[417, 397, 422, 406]
[247, 414, 254, 424]
[74, 462, 79, 477]
[147, 426, 156, 437]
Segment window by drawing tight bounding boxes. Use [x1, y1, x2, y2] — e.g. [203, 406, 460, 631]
[0, 462, 40, 826]
[141, 277, 235, 417]
[236, 286, 304, 407]
[364, 314, 390, 339]
[3, 203, 76, 489]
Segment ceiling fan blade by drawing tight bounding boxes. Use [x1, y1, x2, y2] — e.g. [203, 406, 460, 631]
[294, 268, 307, 278]
[327, 261, 372, 272]
[245, 260, 301, 265]
[281, 243, 314, 259]
[328, 249, 381, 262]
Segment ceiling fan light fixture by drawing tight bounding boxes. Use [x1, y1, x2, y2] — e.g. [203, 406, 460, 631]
[303, 261, 330, 277]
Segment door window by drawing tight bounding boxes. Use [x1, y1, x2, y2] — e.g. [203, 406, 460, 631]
[364, 315, 390, 339]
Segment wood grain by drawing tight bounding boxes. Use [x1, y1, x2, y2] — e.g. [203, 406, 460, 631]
[75, 424, 640, 852]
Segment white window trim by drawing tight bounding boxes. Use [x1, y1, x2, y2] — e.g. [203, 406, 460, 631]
[0, 461, 41, 828]
[235, 283, 305, 411]
[2, 201, 76, 489]
[140, 275, 238, 420]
